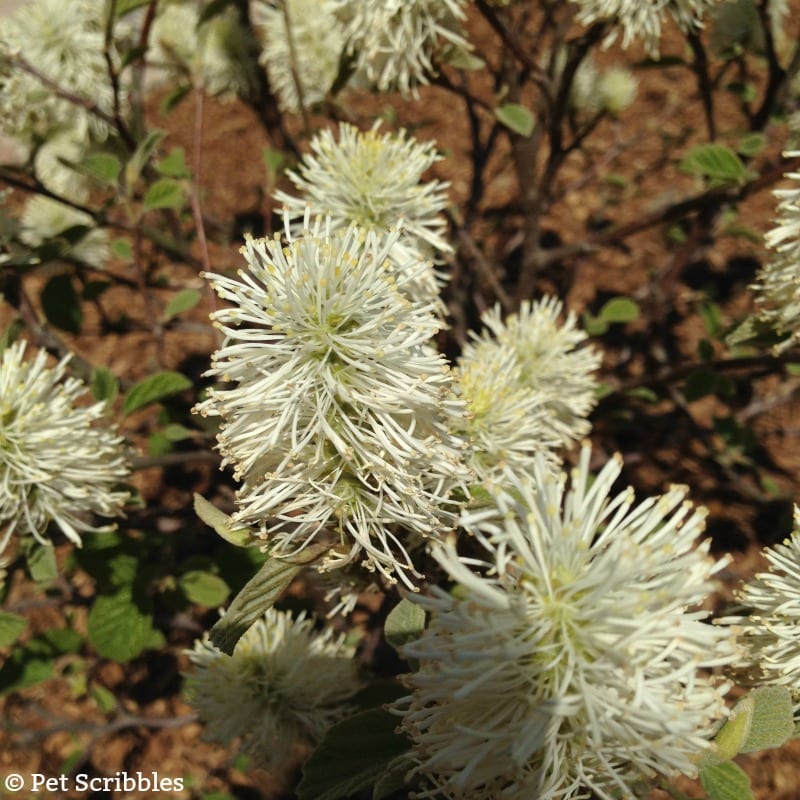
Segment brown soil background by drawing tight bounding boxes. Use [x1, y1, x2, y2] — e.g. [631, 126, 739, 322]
[2, 3, 800, 799]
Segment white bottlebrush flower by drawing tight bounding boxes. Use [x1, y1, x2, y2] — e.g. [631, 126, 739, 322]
[573, 0, 717, 52]
[251, 0, 346, 112]
[722, 506, 800, 698]
[477, 298, 601, 450]
[453, 337, 559, 483]
[0, 341, 130, 554]
[333, 0, 469, 94]
[185, 608, 362, 769]
[397, 445, 737, 800]
[753, 151, 800, 350]
[20, 196, 110, 269]
[275, 123, 450, 303]
[0, 0, 115, 140]
[195, 214, 468, 587]
[150, 2, 259, 98]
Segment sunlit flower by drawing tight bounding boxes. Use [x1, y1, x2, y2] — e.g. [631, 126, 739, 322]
[185, 608, 362, 769]
[0, 341, 130, 554]
[334, 0, 469, 94]
[597, 65, 638, 114]
[397, 445, 737, 800]
[150, 2, 259, 97]
[251, 0, 346, 112]
[275, 123, 450, 303]
[722, 506, 800, 701]
[476, 298, 601, 450]
[195, 213, 468, 587]
[34, 129, 93, 202]
[0, 0, 114, 140]
[20, 196, 110, 269]
[573, 0, 716, 52]
[754, 150, 800, 351]
[453, 337, 558, 482]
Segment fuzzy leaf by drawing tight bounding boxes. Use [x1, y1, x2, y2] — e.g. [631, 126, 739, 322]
[740, 685, 794, 752]
[297, 709, 411, 800]
[700, 761, 755, 800]
[193, 494, 251, 547]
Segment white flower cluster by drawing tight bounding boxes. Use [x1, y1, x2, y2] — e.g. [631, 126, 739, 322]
[250, 0, 469, 108]
[454, 297, 600, 482]
[753, 151, 800, 350]
[0, 342, 129, 554]
[573, 0, 717, 52]
[196, 214, 467, 587]
[275, 123, 450, 305]
[185, 608, 362, 769]
[150, 1, 259, 98]
[724, 506, 800, 703]
[252, 0, 345, 112]
[333, 0, 470, 95]
[0, 0, 115, 142]
[397, 445, 737, 800]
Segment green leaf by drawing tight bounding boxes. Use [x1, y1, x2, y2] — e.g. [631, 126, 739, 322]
[179, 571, 230, 607]
[737, 132, 766, 158]
[0, 319, 24, 353]
[90, 683, 117, 713]
[0, 612, 27, 648]
[494, 103, 535, 137]
[163, 288, 202, 321]
[713, 693, 753, 761]
[143, 178, 185, 211]
[209, 544, 329, 655]
[262, 147, 286, 180]
[700, 761, 755, 800]
[679, 143, 747, 183]
[155, 147, 190, 178]
[625, 386, 659, 403]
[114, 0, 153, 17]
[160, 83, 192, 114]
[26, 542, 58, 584]
[441, 44, 485, 70]
[598, 296, 639, 324]
[91, 366, 119, 403]
[123, 370, 191, 415]
[385, 598, 426, 651]
[80, 152, 122, 185]
[0, 647, 53, 696]
[112, 238, 133, 260]
[740, 685, 794, 752]
[684, 368, 718, 402]
[297, 709, 411, 800]
[41, 274, 82, 334]
[373, 756, 412, 800]
[87, 589, 164, 662]
[126, 129, 167, 187]
[193, 493, 251, 547]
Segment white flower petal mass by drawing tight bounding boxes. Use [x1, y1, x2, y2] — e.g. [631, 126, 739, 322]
[397, 445, 737, 800]
[475, 297, 601, 450]
[754, 151, 800, 350]
[252, 0, 346, 112]
[0, 342, 130, 554]
[723, 506, 800, 700]
[185, 608, 362, 769]
[275, 123, 450, 305]
[196, 214, 468, 587]
[573, 0, 717, 52]
[0, 0, 115, 141]
[333, 0, 469, 94]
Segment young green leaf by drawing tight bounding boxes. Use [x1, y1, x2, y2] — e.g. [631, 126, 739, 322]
[0, 612, 27, 648]
[143, 178, 186, 212]
[385, 598, 426, 650]
[494, 103, 535, 137]
[91, 366, 119, 404]
[163, 288, 202, 321]
[123, 371, 192, 415]
[209, 543, 329, 655]
[679, 143, 747, 183]
[193, 493, 251, 547]
[178, 570, 230, 607]
[80, 152, 122, 185]
[739, 685, 794, 753]
[87, 589, 164, 662]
